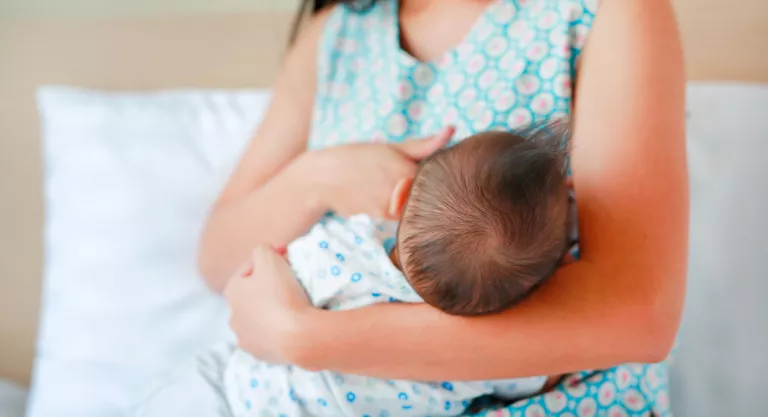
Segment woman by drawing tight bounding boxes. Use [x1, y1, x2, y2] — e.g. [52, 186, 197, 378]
[202, 0, 687, 414]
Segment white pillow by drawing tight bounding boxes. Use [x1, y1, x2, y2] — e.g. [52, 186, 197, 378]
[30, 87, 271, 417]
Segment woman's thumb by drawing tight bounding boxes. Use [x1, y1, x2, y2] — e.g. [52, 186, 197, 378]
[393, 126, 455, 160]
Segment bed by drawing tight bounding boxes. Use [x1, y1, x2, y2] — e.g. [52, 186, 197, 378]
[0, 1, 767, 415]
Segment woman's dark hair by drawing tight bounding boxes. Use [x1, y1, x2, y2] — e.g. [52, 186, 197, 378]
[289, 0, 377, 44]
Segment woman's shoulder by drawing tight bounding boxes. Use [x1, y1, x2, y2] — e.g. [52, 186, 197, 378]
[291, 6, 338, 54]
[294, 2, 377, 79]
[277, 6, 338, 96]
[490, 0, 599, 81]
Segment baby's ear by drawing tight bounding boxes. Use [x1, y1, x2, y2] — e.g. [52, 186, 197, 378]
[388, 177, 414, 219]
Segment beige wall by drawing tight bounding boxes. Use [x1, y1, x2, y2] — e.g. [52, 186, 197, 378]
[0, 0, 300, 19]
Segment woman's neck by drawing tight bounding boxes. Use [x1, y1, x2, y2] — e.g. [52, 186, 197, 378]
[397, 0, 494, 63]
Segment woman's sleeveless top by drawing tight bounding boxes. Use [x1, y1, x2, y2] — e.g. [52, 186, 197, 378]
[308, 0, 597, 149]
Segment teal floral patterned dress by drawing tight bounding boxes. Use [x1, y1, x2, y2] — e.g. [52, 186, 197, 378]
[308, 1, 672, 416]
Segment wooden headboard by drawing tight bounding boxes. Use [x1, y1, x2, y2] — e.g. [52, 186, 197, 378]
[0, 0, 766, 385]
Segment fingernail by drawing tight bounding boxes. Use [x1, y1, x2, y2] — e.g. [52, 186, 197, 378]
[273, 244, 287, 256]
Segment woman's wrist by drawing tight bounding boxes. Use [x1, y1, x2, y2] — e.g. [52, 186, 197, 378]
[282, 307, 335, 371]
[286, 151, 332, 221]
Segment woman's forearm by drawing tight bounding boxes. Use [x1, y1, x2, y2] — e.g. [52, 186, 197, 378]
[295, 259, 678, 381]
[199, 155, 326, 291]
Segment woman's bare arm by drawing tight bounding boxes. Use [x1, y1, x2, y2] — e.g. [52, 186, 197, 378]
[198, 10, 333, 291]
[287, 0, 688, 380]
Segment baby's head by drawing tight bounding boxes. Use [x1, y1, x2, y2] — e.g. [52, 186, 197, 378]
[391, 123, 571, 316]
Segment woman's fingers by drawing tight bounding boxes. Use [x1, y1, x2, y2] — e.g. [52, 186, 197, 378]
[393, 126, 455, 161]
[234, 261, 254, 278]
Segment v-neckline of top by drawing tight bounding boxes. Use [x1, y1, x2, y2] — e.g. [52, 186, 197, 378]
[388, 0, 501, 68]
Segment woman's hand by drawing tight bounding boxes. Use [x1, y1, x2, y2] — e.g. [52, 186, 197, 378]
[224, 246, 313, 364]
[305, 127, 455, 219]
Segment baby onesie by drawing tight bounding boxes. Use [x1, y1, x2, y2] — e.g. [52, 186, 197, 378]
[223, 214, 547, 417]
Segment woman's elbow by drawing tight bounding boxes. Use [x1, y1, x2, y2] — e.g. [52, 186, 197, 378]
[197, 258, 223, 293]
[197, 228, 229, 293]
[197, 257, 222, 293]
[609, 243, 687, 364]
[633, 319, 677, 364]
[628, 292, 684, 364]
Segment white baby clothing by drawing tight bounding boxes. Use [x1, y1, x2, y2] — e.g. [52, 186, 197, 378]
[136, 343, 237, 417]
[221, 214, 547, 417]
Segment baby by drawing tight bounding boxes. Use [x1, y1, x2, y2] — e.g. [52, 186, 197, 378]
[222, 123, 574, 417]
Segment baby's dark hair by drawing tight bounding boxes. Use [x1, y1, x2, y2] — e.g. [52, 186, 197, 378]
[398, 122, 571, 316]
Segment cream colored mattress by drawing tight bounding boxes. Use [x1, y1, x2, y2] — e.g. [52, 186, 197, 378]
[1, 0, 767, 386]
